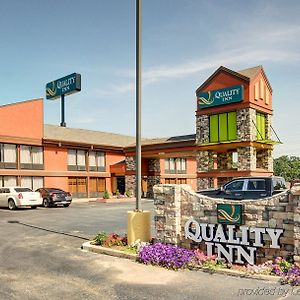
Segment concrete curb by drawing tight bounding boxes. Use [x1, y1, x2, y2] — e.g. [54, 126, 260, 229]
[82, 241, 137, 261]
[82, 241, 281, 283]
[200, 267, 281, 282]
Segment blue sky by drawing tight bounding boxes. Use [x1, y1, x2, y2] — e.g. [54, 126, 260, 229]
[0, 0, 299, 157]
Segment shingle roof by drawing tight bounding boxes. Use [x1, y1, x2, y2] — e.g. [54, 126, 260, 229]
[238, 65, 262, 81]
[139, 134, 196, 146]
[44, 124, 136, 148]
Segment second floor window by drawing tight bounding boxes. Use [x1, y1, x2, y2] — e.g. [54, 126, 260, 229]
[256, 112, 266, 140]
[165, 158, 186, 174]
[89, 151, 105, 171]
[20, 145, 43, 169]
[0, 144, 17, 169]
[209, 112, 237, 143]
[68, 150, 86, 171]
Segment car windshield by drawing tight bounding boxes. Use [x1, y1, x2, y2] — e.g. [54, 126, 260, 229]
[47, 189, 64, 193]
[14, 188, 33, 192]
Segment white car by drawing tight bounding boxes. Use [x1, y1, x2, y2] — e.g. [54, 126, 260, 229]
[0, 187, 43, 210]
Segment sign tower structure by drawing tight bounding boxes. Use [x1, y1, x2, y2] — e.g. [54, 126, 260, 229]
[46, 73, 81, 127]
[195, 65, 280, 190]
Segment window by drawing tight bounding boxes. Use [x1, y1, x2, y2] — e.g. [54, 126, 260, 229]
[165, 158, 186, 174]
[89, 151, 105, 171]
[68, 149, 86, 171]
[247, 179, 266, 191]
[209, 112, 237, 143]
[68, 177, 87, 198]
[0, 144, 17, 169]
[20, 146, 43, 169]
[224, 180, 244, 191]
[20, 177, 44, 190]
[256, 112, 266, 140]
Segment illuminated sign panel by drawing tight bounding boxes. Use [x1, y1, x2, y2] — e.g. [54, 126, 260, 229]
[197, 85, 243, 109]
[46, 73, 81, 100]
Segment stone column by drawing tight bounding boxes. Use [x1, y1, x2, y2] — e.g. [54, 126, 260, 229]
[154, 184, 182, 245]
[197, 150, 214, 190]
[125, 156, 136, 196]
[237, 146, 256, 171]
[237, 108, 256, 141]
[196, 115, 209, 144]
[292, 191, 300, 263]
[147, 158, 161, 198]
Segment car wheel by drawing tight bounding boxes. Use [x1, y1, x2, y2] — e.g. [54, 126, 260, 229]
[43, 198, 50, 208]
[64, 204, 70, 207]
[8, 199, 16, 210]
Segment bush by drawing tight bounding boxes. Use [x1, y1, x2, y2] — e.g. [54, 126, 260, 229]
[103, 190, 110, 199]
[125, 190, 131, 197]
[93, 232, 108, 246]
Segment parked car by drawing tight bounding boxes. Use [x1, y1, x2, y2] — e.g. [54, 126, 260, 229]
[36, 188, 72, 207]
[0, 187, 43, 210]
[198, 176, 287, 200]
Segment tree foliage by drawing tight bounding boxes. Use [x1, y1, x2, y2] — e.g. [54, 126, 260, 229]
[273, 155, 300, 182]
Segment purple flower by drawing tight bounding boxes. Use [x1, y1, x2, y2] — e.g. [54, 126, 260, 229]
[138, 243, 195, 270]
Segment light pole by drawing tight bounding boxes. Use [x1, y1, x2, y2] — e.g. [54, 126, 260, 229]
[127, 0, 151, 245]
[135, 0, 142, 211]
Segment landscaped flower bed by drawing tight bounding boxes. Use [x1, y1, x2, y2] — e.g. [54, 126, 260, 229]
[90, 232, 300, 286]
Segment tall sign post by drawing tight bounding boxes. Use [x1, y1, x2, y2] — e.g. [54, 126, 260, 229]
[127, 0, 151, 245]
[46, 73, 81, 127]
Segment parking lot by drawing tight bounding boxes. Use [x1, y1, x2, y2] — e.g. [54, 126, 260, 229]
[0, 201, 296, 300]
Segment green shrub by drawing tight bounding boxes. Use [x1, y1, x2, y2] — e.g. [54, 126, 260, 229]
[93, 232, 108, 245]
[103, 190, 110, 199]
[125, 190, 131, 197]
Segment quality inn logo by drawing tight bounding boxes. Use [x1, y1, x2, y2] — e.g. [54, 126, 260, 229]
[197, 91, 214, 105]
[46, 81, 57, 97]
[217, 204, 243, 225]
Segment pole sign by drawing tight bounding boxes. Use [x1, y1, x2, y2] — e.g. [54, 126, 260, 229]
[197, 85, 243, 109]
[46, 73, 81, 100]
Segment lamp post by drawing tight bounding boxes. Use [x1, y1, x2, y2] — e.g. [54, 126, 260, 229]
[135, 0, 142, 211]
[127, 0, 151, 245]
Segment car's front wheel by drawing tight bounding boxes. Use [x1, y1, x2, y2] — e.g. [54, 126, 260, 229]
[64, 204, 70, 207]
[8, 199, 16, 210]
[43, 199, 50, 208]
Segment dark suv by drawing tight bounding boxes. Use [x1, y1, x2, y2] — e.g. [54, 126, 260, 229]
[199, 176, 287, 200]
[36, 188, 72, 207]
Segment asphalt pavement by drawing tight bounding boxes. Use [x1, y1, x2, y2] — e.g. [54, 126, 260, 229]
[0, 201, 299, 300]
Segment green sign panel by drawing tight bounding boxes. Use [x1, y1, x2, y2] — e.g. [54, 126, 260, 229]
[197, 85, 243, 109]
[217, 204, 243, 225]
[46, 73, 81, 100]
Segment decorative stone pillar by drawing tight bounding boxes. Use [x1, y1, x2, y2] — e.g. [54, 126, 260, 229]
[292, 191, 300, 263]
[237, 146, 256, 171]
[265, 114, 273, 140]
[147, 158, 161, 198]
[197, 150, 214, 190]
[196, 115, 209, 144]
[125, 156, 136, 196]
[237, 108, 256, 141]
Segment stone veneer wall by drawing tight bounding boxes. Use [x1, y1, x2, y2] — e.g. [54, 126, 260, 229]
[237, 146, 256, 171]
[154, 184, 300, 264]
[196, 115, 209, 144]
[147, 159, 161, 198]
[125, 156, 136, 196]
[236, 108, 256, 141]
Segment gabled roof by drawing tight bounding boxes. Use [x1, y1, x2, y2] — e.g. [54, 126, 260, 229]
[196, 66, 250, 93]
[44, 124, 136, 148]
[196, 65, 272, 93]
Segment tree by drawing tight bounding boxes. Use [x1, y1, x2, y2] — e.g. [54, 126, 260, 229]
[273, 155, 300, 182]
